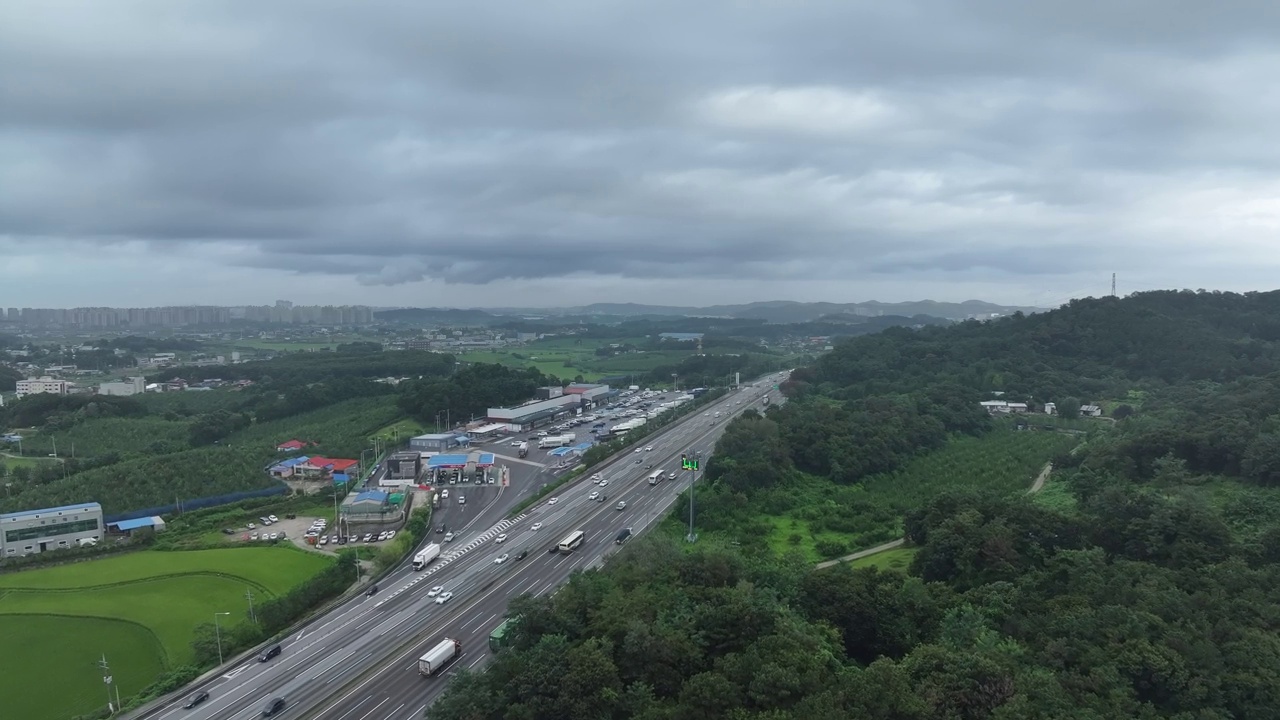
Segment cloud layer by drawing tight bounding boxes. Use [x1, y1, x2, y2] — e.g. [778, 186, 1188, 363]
[4, 0, 1280, 307]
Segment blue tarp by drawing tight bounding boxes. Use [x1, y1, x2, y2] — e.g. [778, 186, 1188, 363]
[354, 490, 389, 503]
[333, 473, 350, 485]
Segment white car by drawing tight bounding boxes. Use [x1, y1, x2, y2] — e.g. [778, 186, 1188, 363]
[444, 532, 455, 542]
[531, 522, 543, 532]
[634, 448, 642, 454]
[645, 446, 653, 451]
[494, 553, 510, 564]
[591, 473, 602, 483]
[249, 532, 259, 540]
[598, 480, 609, 488]
[386, 530, 396, 540]
[459, 496, 466, 505]
[442, 489, 449, 499]
[268, 515, 279, 523]
[588, 491, 599, 501]
[317, 535, 327, 545]
[427, 586, 444, 597]
[377, 531, 388, 541]
[247, 523, 256, 530]
[435, 591, 454, 605]
[511, 439, 522, 446]
[495, 533, 508, 544]
[548, 498, 558, 506]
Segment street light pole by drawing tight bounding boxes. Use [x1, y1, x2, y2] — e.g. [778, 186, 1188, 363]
[213, 611, 231, 665]
[686, 451, 700, 543]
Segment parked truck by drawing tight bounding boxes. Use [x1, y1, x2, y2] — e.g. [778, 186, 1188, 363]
[517, 441, 529, 458]
[418, 638, 462, 676]
[412, 543, 442, 571]
[538, 434, 574, 449]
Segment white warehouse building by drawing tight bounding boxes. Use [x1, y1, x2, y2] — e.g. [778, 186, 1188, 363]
[98, 376, 146, 397]
[0, 502, 104, 557]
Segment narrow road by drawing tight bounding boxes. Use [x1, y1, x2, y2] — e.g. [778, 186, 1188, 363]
[817, 461, 1055, 570]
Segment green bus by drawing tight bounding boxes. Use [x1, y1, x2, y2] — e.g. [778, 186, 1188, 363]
[489, 618, 516, 653]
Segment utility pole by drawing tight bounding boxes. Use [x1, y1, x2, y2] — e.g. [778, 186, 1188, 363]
[1111, 272, 1116, 297]
[244, 589, 256, 624]
[213, 611, 231, 665]
[98, 654, 121, 714]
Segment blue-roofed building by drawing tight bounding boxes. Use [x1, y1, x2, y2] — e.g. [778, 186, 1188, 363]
[0, 501, 104, 557]
[342, 490, 399, 523]
[269, 455, 311, 478]
[333, 473, 350, 485]
[107, 515, 167, 535]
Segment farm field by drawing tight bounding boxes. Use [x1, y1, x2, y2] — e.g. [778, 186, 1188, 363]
[0, 452, 61, 470]
[459, 338, 698, 383]
[371, 417, 428, 443]
[13, 417, 191, 458]
[847, 546, 917, 572]
[0, 547, 332, 720]
[0, 615, 165, 720]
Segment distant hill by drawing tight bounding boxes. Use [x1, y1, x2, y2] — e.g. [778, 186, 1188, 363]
[487, 300, 1044, 323]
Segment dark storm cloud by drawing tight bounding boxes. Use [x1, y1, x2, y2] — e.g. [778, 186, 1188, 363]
[4, 0, 1280, 297]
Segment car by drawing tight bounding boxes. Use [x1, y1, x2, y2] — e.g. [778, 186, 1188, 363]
[250, 532, 259, 541]
[531, 522, 543, 531]
[591, 472, 602, 482]
[634, 448, 642, 454]
[435, 591, 454, 605]
[548, 497, 559, 506]
[495, 533, 507, 544]
[260, 517, 271, 525]
[494, 553, 510, 564]
[617, 501, 627, 511]
[183, 690, 210, 709]
[269, 532, 279, 541]
[441, 489, 449, 499]
[377, 531, 388, 541]
[598, 494, 608, 503]
[444, 532, 455, 542]
[668, 471, 678, 480]
[363, 533, 374, 542]
[516, 550, 529, 561]
[330, 534, 338, 543]
[635, 458, 642, 464]
[262, 697, 287, 717]
[645, 446, 653, 451]
[258, 644, 282, 662]
[704, 412, 710, 416]
[458, 496, 466, 505]
[268, 515, 278, 523]
[588, 491, 599, 501]
[247, 522, 256, 530]
[436, 525, 445, 534]
[598, 480, 609, 488]
[427, 585, 444, 597]
[511, 439, 522, 446]
[386, 530, 396, 540]
[366, 584, 378, 596]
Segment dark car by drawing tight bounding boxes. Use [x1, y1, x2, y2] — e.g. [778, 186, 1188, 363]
[549, 545, 559, 554]
[258, 644, 282, 662]
[436, 525, 445, 534]
[262, 697, 287, 717]
[516, 550, 528, 561]
[615, 528, 633, 545]
[183, 690, 209, 709]
[366, 584, 378, 596]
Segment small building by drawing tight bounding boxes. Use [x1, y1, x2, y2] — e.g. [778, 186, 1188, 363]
[276, 439, 307, 452]
[979, 400, 1009, 414]
[409, 433, 464, 456]
[1006, 402, 1028, 413]
[1081, 404, 1103, 417]
[0, 502, 103, 556]
[269, 456, 310, 478]
[107, 516, 166, 536]
[535, 386, 564, 400]
[341, 490, 400, 525]
[1043, 402, 1057, 415]
[387, 451, 422, 481]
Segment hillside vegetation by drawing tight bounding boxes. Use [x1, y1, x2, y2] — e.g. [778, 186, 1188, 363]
[431, 289, 1280, 719]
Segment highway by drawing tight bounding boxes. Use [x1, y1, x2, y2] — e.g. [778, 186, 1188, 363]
[129, 377, 785, 720]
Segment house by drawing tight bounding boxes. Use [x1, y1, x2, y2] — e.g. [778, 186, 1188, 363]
[276, 439, 306, 452]
[979, 400, 1009, 414]
[328, 458, 359, 474]
[269, 456, 310, 478]
[1080, 404, 1103, 417]
[1006, 402, 1028, 413]
[297, 457, 336, 478]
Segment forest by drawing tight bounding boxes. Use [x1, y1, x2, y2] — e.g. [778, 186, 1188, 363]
[429, 289, 1280, 719]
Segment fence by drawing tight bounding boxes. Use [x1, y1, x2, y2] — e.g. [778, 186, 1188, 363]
[103, 482, 290, 524]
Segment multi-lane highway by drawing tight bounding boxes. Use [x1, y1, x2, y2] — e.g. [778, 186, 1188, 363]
[127, 377, 784, 720]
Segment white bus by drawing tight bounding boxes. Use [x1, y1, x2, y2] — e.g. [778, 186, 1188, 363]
[557, 530, 585, 554]
[647, 469, 663, 485]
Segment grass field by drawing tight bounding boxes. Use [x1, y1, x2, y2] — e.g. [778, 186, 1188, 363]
[0, 547, 333, 718]
[0, 615, 166, 720]
[0, 452, 62, 470]
[371, 417, 427, 443]
[848, 546, 917, 572]
[458, 336, 699, 382]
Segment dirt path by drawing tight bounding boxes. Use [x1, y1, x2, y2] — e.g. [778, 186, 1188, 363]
[817, 461, 1054, 569]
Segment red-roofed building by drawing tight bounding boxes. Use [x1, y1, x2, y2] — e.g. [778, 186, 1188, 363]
[329, 458, 359, 474]
[276, 439, 306, 452]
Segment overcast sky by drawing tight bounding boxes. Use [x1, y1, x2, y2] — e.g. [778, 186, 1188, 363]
[4, 0, 1280, 310]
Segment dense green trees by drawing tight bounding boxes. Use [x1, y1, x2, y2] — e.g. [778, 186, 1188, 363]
[397, 363, 552, 424]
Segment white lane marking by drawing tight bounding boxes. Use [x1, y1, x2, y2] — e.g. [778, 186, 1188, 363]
[380, 703, 406, 720]
[221, 664, 251, 680]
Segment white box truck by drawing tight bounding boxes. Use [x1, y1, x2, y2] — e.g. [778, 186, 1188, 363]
[412, 543, 442, 571]
[538, 434, 574, 449]
[418, 638, 462, 676]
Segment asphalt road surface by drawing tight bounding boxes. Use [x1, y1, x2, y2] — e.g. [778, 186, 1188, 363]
[131, 378, 785, 720]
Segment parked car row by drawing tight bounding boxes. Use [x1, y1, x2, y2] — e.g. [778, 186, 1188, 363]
[316, 530, 397, 546]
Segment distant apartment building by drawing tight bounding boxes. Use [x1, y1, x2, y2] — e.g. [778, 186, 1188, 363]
[16, 376, 69, 398]
[6, 302, 373, 327]
[98, 376, 146, 397]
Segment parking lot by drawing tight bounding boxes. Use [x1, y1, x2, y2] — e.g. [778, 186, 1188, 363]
[225, 513, 403, 555]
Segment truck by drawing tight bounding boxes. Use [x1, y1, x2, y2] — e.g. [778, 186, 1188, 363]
[538, 434, 574, 449]
[517, 441, 529, 458]
[417, 638, 461, 676]
[412, 543, 442, 571]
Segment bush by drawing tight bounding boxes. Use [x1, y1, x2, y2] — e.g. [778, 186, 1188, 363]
[814, 539, 849, 558]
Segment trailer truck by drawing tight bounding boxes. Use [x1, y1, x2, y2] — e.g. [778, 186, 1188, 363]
[412, 543, 442, 571]
[538, 434, 574, 449]
[418, 638, 462, 676]
[517, 441, 529, 458]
